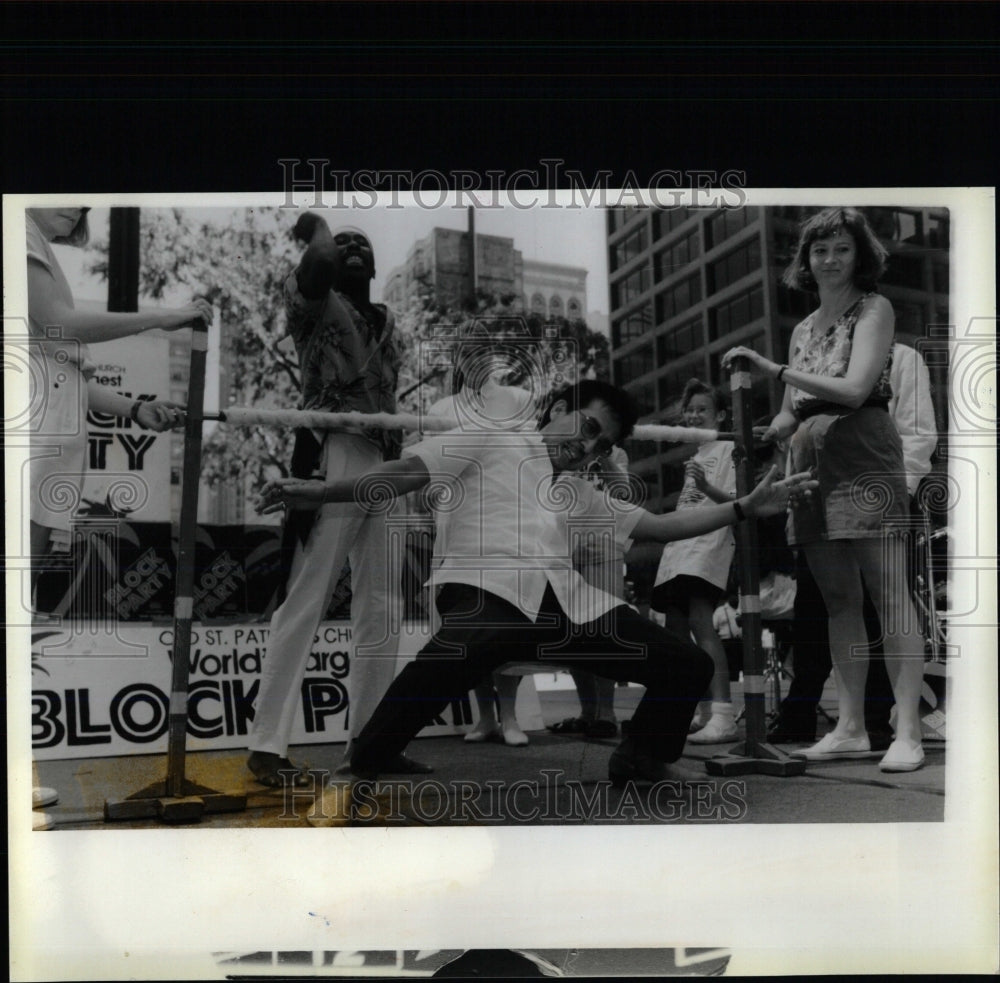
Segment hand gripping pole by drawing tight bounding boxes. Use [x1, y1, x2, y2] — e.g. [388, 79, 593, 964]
[704, 357, 806, 778]
[105, 321, 248, 822]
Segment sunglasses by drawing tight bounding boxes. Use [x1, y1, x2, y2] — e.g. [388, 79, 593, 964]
[579, 413, 616, 458]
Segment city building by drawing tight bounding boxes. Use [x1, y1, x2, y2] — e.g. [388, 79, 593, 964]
[383, 227, 524, 311]
[522, 258, 587, 322]
[606, 205, 951, 519]
[383, 228, 588, 323]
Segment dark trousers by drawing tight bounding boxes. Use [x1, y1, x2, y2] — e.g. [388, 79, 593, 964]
[352, 584, 714, 772]
[782, 550, 894, 732]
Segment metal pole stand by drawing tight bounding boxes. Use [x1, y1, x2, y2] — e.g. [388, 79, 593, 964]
[105, 320, 247, 822]
[704, 357, 806, 778]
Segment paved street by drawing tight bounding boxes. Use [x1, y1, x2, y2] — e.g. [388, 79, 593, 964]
[32, 683, 945, 830]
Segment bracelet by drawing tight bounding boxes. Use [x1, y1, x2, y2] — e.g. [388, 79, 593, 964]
[776, 364, 788, 383]
[129, 401, 148, 429]
[732, 499, 747, 522]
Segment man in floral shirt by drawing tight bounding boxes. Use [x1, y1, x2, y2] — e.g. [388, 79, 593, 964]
[247, 213, 430, 786]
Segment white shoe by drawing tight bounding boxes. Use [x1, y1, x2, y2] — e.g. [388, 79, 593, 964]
[501, 725, 529, 747]
[879, 739, 925, 773]
[464, 726, 501, 743]
[33, 787, 58, 808]
[789, 732, 874, 761]
[687, 719, 738, 744]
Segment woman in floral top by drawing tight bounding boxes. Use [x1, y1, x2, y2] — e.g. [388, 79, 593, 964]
[723, 207, 925, 774]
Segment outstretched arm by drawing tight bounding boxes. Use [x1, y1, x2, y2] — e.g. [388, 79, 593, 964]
[632, 466, 816, 543]
[257, 456, 431, 513]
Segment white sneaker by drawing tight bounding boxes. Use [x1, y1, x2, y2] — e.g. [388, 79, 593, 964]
[32, 787, 58, 808]
[687, 718, 738, 744]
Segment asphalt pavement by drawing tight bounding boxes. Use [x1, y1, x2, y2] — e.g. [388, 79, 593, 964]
[31, 682, 945, 830]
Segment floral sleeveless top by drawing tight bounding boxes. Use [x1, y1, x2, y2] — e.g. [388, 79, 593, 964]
[788, 292, 893, 415]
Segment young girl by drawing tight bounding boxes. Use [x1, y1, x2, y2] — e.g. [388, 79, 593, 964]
[651, 379, 738, 743]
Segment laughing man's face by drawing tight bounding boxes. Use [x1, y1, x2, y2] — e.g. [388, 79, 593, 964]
[540, 398, 621, 473]
[332, 229, 375, 285]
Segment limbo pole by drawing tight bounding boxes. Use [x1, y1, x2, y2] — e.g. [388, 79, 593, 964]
[105, 319, 247, 822]
[206, 406, 731, 445]
[705, 356, 806, 778]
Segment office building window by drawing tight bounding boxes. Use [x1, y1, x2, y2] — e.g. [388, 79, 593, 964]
[655, 274, 702, 324]
[892, 209, 924, 244]
[613, 343, 655, 385]
[653, 207, 697, 238]
[656, 317, 702, 361]
[709, 284, 764, 340]
[654, 229, 700, 279]
[927, 213, 950, 248]
[775, 283, 814, 319]
[610, 225, 649, 272]
[932, 262, 949, 294]
[707, 207, 755, 248]
[708, 237, 761, 294]
[882, 254, 925, 290]
[893, 299, 927, 338]
[611, 264, 651, 309]
[612, 303, 654, 347]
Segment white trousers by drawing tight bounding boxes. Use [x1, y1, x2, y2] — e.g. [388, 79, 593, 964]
[249, 433, 402, 758]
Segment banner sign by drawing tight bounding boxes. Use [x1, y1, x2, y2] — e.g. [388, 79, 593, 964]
[81, 333, 173, 523]
[35, 522, 434, 624]
[30, 621, 543, 761]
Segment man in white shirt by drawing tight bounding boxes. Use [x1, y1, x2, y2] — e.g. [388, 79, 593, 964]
[259, 380, 815, 784]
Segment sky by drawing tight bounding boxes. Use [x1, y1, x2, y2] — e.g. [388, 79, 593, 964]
[56, 203, 611, 316]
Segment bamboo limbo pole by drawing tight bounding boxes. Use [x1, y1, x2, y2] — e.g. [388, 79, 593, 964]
[205, 407, 732, 444]
[165, 322, 209, 796]
[105, 320, 247, 822]
[704, 356, 807, 778]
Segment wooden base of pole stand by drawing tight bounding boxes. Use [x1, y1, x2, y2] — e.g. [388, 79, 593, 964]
[104, 781, 247, 824]
[704, 743, 807, 777]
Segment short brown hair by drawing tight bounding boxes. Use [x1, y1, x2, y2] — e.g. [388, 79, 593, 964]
[782, 207, 888, 292]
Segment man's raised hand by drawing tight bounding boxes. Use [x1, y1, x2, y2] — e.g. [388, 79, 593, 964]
[742, 465, 818, 518]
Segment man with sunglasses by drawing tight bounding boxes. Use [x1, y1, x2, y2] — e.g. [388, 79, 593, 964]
[259, 379, 816, 787]
[246, 212, 431, 789]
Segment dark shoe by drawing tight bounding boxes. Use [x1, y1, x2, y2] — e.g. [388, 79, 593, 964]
[248, 751, 311, 788]
[608, 748, 706, 789]
[866, 727, 894, 754]
[547, 716, 588, 735]
[766, 717, 817, 745]
[584, 719, 619, 739]
[382, 753, 433, 775]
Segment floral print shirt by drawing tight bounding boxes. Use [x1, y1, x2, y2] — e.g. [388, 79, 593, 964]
[284, 271, 402, 459]
[788, 292, 893, 416]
